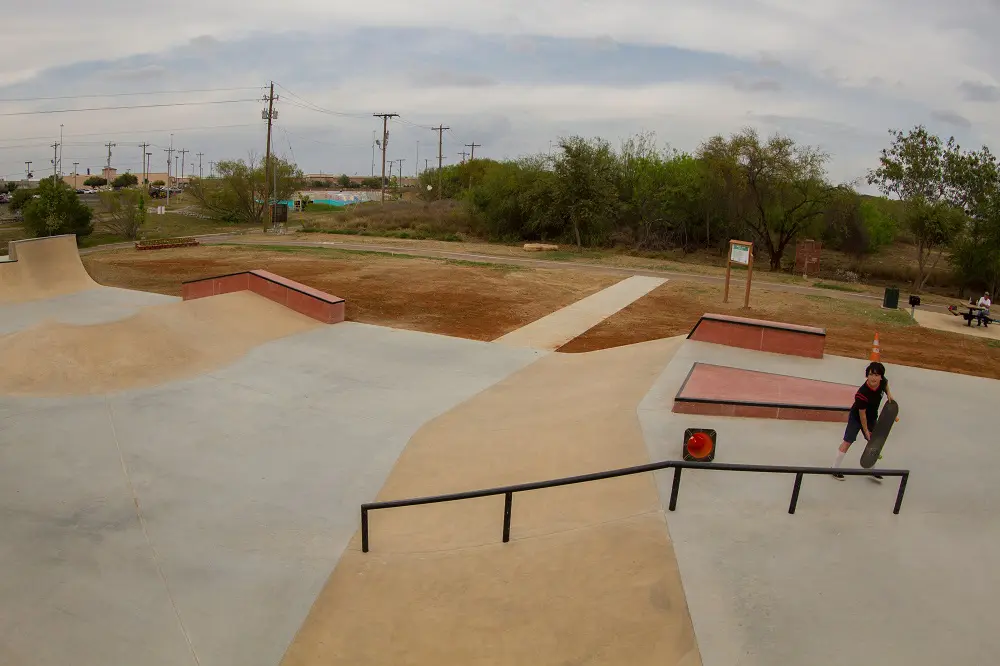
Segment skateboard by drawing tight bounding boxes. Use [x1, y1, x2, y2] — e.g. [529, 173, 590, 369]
[859, 400, 899, 468]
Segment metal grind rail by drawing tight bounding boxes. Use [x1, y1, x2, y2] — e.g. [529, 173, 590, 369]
[360, 460, 910, 553]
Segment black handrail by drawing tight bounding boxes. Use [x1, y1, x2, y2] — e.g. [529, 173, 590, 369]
[360, 460, 910, 553]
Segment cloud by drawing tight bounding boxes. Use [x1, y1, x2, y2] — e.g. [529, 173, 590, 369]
[728, 74, 783, 92]
[101, 65, 169, 82]
[931, 109, 973, 130]
[959, 80, 1000, 102]
[410, 70, 497, 88]
[4, 4, 1000, 188]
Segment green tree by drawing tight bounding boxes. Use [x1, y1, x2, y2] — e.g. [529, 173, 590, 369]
[469, 157, 560, 241]
[151, 179, 166, 187]
[186, 155, 304, 227]
[867, 125, 965, 289]
[99, 189, 146, 240]
[907, 196, 966, 289]
[112, 172, 139, 189]
[21, 177, 94, 239]
[9, 188, 35, 213]
[83, 176, 107, 187]
[552, 136, 620, 248]
[859, 199, 898, 252]
[700, 127, 833, 270]
[337, 174, 351, 188]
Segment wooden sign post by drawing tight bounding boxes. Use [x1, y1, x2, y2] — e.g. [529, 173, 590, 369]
[724, 239, 754, 308]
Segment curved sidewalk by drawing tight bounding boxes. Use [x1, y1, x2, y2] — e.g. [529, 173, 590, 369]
[281, 336, 701, 666]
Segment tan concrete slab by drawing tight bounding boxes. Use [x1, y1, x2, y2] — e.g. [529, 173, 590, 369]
[281, 336, 701, 666]
[492, 275, 667, 350]
[914, 308, 1000, 340]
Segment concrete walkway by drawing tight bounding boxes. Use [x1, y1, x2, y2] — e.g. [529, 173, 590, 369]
[492, 275, 666, 350]
[914, 308, 1000, 341]
[282, 336, 701, 666]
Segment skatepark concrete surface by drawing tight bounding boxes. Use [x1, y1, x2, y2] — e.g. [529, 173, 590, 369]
[0, 290, 327, 396]
[282, 336, 701, 666]
[0, 285, 177, 335]
[0, 311, 543, 666]
[640, 340, 1000, 666]
[493, 275, 666, 350]
[0, 234, 99, 304]
[4, 234, 998, 666]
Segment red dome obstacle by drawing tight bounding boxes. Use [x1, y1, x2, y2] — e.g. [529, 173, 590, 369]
[683, 428, 717, 462]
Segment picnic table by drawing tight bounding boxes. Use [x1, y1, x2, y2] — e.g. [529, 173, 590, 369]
[953, 304, 988, 326]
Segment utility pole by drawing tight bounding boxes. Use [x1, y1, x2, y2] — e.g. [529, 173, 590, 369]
[174, 156, 179, 183]
[458, 150, 468, 163]
[433, 124, 449, 200]
[465, 142, 481, 190]
[372, 113, 398, 203]
[51, 142, 59, 182]
[104, 141, 115, 183]
[25, 161, 31, 179]
[209, 161, 215, 177]
[139, 142, 150, 183]
[178, 149, 188, 180]
[425, 158, 430, 172]
[72, 162, 79, 189]
[396, 158, 406, 191]
[164, 133, 174, 207]
[262, 81, 278, 231]
[146, 153, 152, 183]
[196, 152, 204, 179]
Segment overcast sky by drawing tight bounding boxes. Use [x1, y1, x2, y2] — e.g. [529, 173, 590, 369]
[2, 0, 999, 189]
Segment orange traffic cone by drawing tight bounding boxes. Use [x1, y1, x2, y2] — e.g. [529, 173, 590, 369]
[869, 331, 881, 362]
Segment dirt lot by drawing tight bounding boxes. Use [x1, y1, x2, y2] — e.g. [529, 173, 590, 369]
[81, 244, 1000, 381]
[558, 281, 1000, 381]
[82, 245, 620, 341]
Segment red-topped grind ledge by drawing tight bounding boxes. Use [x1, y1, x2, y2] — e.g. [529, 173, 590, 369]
[688, 313, 826, 358]
[673, 362, 856, 422]
[182, 270, 345, 324]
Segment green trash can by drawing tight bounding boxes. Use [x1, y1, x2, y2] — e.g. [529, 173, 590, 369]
[883, 286, 900, 309]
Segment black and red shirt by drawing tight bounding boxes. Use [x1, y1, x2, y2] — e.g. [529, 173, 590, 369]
[850, 378, 887, 424]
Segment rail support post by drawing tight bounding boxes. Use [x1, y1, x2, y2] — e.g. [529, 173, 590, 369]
[788, 472, 804, 514]
[502, 492, 513, 543]
[361, 508, 369, 553]
[893, 473, 909, 514]
[668, 466, 682, 511]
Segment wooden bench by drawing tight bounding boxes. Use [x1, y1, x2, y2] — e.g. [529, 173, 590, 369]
[181, 269, 345, 324]
[135, 237, 200, 251]
[687, 313, 826, 358]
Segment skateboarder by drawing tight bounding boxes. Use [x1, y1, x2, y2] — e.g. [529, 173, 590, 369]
[832, 361, 895, 480]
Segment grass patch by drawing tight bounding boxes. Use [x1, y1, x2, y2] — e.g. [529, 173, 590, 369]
[213, 242, 524, 271]
[805, 294, 915, 327]
[293, 199, 475, 241]
[298, 225, 463, 242]
[814, 281, 864, 293]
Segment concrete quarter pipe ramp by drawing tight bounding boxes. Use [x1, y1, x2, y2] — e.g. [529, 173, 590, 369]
[0, 235, 98, 304]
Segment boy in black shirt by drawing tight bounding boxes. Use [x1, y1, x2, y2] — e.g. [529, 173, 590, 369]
[833, 361, 895, 480]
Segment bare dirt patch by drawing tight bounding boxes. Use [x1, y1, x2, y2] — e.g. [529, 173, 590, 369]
[558, 281, 1000, 381]
[82, 245, 621, 341]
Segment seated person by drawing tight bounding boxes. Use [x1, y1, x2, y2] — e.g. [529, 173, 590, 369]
[977, 291, 992, 326]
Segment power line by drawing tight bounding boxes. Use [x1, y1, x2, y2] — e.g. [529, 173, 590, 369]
[0, 86, 261, 103]
[0, 122, 259, 144]
[0, 98, 259, 117]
